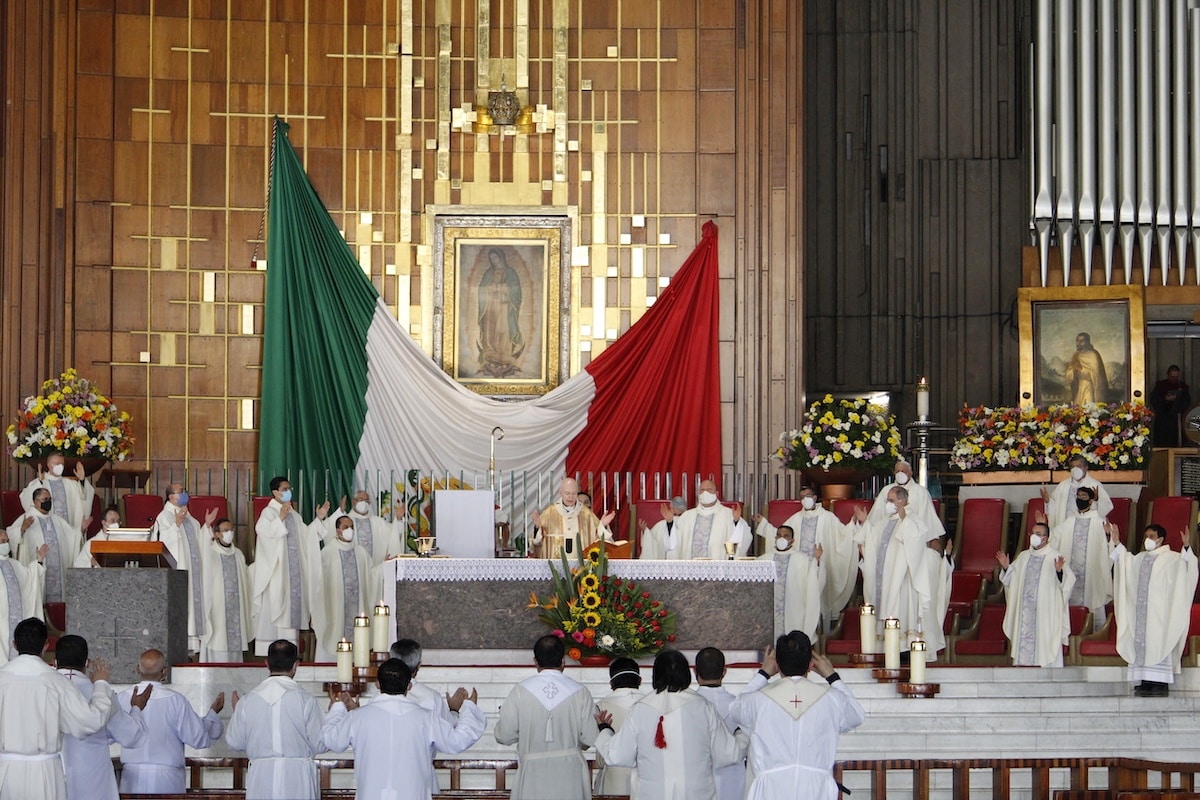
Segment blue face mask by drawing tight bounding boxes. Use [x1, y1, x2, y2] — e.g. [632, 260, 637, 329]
[177, 491, 190, 506]
[280, 489, 293, 503]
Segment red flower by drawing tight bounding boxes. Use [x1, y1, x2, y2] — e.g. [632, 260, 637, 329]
[658, 610, 668, 618]
[667, 634, 676, 642]
[613, 579, 623, 587]
[634, 602, 643, 609]
[625, 612, 635, 619]
[641, 592, 650, 599]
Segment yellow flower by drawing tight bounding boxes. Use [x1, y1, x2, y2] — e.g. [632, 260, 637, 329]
[580, 574, 599, 591]
[581, 592, 601, 609]
[583, 611, 601, 627]
[527, 591, 541, 609]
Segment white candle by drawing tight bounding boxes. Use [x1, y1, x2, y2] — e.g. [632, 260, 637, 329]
[909, 640, 927, 684]
[859, 605, 877, 654]
[916, 376, 930, 420]
[372, 602, 391, 652]
[335, 639, 353, 683]
[352, 614, 371, 667]
[883, 617, 901, 669]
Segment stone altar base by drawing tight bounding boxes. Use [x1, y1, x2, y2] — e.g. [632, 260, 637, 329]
[66, 568, 187, 683]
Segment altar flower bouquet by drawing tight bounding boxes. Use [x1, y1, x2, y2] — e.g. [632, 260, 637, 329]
[529, 539, 676, 660]
[950, 402, 1151, 471]
[6, 369, 134, 462]
[773, 394, 902, 472]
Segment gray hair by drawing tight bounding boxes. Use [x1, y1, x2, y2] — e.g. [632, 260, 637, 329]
[389, 638, 422, 671]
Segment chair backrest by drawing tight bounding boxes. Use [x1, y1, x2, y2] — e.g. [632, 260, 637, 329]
[977, 603, 1007, 638]
[767, 500, 805, 528]
[1106, 496, 1136, 549]
[84, 495, 103, 539]
[1149, 497, 1198, 552]
[123, 493, 165, 528]
[1189, 604, 1200, 637]
[252, 496, 272, 525]
[836, 607, 862, 640]
[949, 572, 984, 603]
[832, 499, 872, 526]
[633, 500, 669, 534]
[1067, 605, 1092, 636]
[1, 490, 24, 528]
[188, 495, 230, 528]
[1016, 497, 1047, 553]
[955, 498, 1009, 575]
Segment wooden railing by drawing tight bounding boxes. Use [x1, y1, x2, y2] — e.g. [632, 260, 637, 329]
[117, 756, 1200, 799]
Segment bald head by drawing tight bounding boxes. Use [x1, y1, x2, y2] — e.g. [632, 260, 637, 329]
[559, 478, 579, 505]
[136, 649, 167, 681]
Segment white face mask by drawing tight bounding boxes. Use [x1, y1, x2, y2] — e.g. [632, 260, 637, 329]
[885, 501, 898, 517]
[219, 529, 235, 546]
[698, 491, 718, 506]
[338, 528, 355, 543]
[1029, 534, 1045, 550]
[1143, 538, 1159, 552]
[50, 463, 64, 477]
[354, 501, 370, 515]
[894, 471, 910, 486]
[0, 543, 11, 558]
[1070, 466, 1085, 481]
[775, 537, 792, 551]
[801, 496, 816, 511]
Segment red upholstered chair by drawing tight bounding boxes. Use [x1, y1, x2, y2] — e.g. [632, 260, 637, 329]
[1077, 615, 1122, 665]
[822, 606, 863, 664]
[1065, 606, 1094, 665]
[252, 495, 272, 523]
[188, 495, 230, 528]
[1182, 605, 1200, 667]
[1148, 496, 1198, 552]
[123, 493, 164, 528]
[1016, 497, 1047, 553]
[946, 572, 986, 625]
[832, 499, 872, 526]
[84, 495, 103, 539]
[1106, 496, 1137, 551]
[950, 603, 1008, 665]
[1, 490, 24, 528]
[766, 500, 805, 528]
[953, 498, 1009, 587]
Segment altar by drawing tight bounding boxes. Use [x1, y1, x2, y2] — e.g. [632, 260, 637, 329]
[381, 559, 776, 651]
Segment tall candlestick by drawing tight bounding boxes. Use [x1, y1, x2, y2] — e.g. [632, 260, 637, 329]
[372, 602, 391, 652]
[883, 617, 901, 669]
[909, 640, 927, 684]
[336, 639, 353, 683]
[916, 376, 930, 421]
[352, 614, 371, 667]
[859, 605, 877, 654]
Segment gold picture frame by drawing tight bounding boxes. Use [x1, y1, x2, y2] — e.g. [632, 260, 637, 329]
[432, 212, 571, 396]
[1017, 285, 1146, 407]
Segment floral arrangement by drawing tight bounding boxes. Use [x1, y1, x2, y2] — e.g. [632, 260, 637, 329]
[773, 394, 902, 472]
[949, 402, 1152, 471]
[529, 540, 676, 660]
[6, 369, 134, 463]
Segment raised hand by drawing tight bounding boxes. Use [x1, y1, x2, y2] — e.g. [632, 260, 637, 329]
[637, 519, 648, 533]
[74, 461, 86, 481]
[1055, 555, 1066, 571]
[447, 687, 470, 712]
[751, 512, 764, 525]
[87, 657, 111, 683]
[896, 504, 907, 519]
[37, 544, 48, 562]
[1184, 528, 1192, 550]
[531, 509, 542, 528]
[814, 544, 824, 564]
[660, 503, 674, 522]
[809, 652, 834, 678]
[130, 683, 153, 710]
[210, 692, 226, 714]
[595, 709, 614, 726]
[1039, 486, 1051, 503]
[731, 503, 742, 522]
[995, 550, 1010, 569]
[945, 539, 954, 557]
[339, 495, 348, 513]
[852, 507, 868, 524]
[279, 503, 292, 520]
[1102, 521, 1116, 541]
[1034, 509, 1047, 525]
[174, 507, 187, 526]
[36, 463, 44, 481]
[762, 644, 779, 677]
[315, 501, 331, 520]
[469, 688, 478, 704]
[204, 507, 219, 526]
[600, 510, 615, 527]
[338, 691, 359, 710]
[80, 517, 92, 534]
[231, 691, 240, 709]
[21, 516, 34, 532]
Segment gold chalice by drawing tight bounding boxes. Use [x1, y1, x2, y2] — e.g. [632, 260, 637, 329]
[723, 541, 737, 560]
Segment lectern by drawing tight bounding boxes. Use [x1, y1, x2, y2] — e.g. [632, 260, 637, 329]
[66, 541, 188, 682]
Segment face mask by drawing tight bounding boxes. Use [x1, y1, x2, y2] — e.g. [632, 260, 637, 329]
[801, 496, 816, 511]
[0, 543, 11, 558]
[354, 501, 370, 515]
[50, 464, 64, 477]
[895, 472, 910, 486]
[885, 501, 898, 516]
[176, 491, 189, 507]
[219, 530, 235, 546]
[1070, 466, 1084, 481]
[1029, 534, 1044, 550]
[38, 499, 52, 513]
[338, 528, 355, 543]
[698, 491, 717, 506]
[775, 537, 792, 551]
[1143, 538, 1159, 552]
[1075, 498, 1090, 512]
[279, 489, 293, 503]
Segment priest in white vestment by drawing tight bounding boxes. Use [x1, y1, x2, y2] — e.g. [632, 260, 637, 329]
[494, 635, 601, 800]
[8, 488, 82, 606]
[74, 507, 122, 568]
[0, 618, 116, 800]
[1041, 454, 1114, 529]
[327, 490, 405, 563]
[1110, 524, 1199, 697]
[201, 519, 252, 663]
[639, 497, 686, 560]
[729, 633, 865, 800]
[19, 454, 97, 533]
[867, 461, 945, 538]
[594, 650, 746, 800]
[531, 478, 615, 560]
[117, 649, 225, 794]
[677, 480, 739, 560]
[694, 648, 746, 800]
[998, 522, 1075, 667]
[225, 640, 325, 799]
[155, 483, 216, 653]
[250, 477, 325, 656]
[731, 503, 753, 557]
[592, 658, 644, 797]
[757, 525, 824, 640]
[0, 531, 43, 665]
[853, 487, 939, 652]
[920, 538, 955, 659]
[1047, 488, 1113, 625]
[312, 516, 374, 660]
[755, 488, 858, 632]
[56, 635, 150, 800]
[325, 659, 485, 800]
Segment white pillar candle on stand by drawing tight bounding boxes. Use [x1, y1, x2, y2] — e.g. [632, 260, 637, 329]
[352, 614, 371, 667]
[372, 602, 391, 652]
[859, 605, 877, 654]
[883, 617, 901, 669]
[909, 640, 927, 684]
[335, 639, 353, 683]
[917, 376, 930, 420]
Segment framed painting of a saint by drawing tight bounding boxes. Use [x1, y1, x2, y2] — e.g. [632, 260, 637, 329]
[432, 212, 572, 396]
[1017, 285, 1146, 407]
